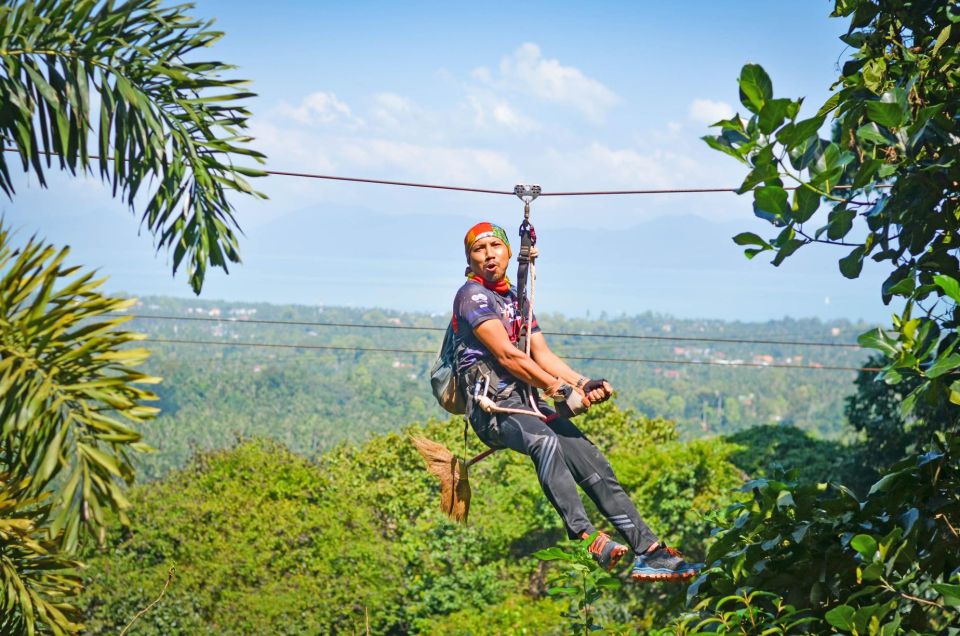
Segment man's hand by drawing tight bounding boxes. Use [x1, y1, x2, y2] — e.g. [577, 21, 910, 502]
[583, 379, 613, 404]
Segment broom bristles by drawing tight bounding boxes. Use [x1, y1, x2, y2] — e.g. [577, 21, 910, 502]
[410, 436, 471, 523]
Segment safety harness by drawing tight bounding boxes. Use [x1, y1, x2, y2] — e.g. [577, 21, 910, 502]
[467, 184, 553, 421]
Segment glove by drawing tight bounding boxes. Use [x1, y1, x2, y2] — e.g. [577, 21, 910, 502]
[550, 383, 588, 418]
[582, 378, 607, 393]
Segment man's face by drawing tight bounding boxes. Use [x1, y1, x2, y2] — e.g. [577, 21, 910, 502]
[467, 236, 510, 283]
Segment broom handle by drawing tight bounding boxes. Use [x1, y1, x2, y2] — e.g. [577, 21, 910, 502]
[466, 447, 499, 467]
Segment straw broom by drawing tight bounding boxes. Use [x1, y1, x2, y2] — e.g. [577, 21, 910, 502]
[410, 437, 499, 523]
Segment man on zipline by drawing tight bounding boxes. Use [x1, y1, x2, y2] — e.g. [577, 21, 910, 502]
[453, 221, 702, 581]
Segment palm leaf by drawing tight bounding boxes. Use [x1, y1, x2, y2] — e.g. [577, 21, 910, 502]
[0, 0, 267, 293]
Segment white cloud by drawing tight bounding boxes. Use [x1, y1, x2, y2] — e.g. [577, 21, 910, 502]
[251, 116, 517, 188]
[278, 92, 363, 127]
[370, 92, 419, 129]
[465, 93, 537, 133]
[482, 43, 619, 122]
[688, 98, 735, 124]
[336, 138, 517, 184]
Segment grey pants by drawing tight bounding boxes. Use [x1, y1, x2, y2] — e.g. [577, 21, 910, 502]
[469, 389, 658, 553]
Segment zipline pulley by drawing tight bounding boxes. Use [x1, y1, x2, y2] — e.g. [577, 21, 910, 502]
[513, 184, 541, 221]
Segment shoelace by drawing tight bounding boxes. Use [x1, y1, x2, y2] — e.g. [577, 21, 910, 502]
[588, 533, 611, 556]
[663, 546, 683, 559]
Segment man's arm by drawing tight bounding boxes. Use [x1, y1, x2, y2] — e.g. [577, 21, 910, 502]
[473, 319, 562, 392]
[530, 332, 613, 403]
[529, 331, 581, 386]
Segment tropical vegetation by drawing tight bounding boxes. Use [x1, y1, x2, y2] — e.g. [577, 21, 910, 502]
[0, 0, 263, 631]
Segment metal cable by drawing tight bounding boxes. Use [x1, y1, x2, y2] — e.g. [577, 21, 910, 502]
[1, 147, 891, 197]
[124, 313, 864, 349]
[143, 337, 879, 372]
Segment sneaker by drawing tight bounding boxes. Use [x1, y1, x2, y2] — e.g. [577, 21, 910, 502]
[630, 544, 703, 582]
[586, 532, 629, 571]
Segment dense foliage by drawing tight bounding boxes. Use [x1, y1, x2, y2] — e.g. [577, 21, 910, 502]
[686, 434, 959, 634]
[80, 402, 746, 633]
[687, 1, 960, 633]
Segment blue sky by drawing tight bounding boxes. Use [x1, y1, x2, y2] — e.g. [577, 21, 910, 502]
[3, 1, 896, 322]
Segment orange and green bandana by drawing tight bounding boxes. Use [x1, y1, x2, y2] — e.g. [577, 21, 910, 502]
[464, 222, 512, 259]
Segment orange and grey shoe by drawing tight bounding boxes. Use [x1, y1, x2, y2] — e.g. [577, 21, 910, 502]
[630, 544, 703, 582]
[586, 532, 629, 571]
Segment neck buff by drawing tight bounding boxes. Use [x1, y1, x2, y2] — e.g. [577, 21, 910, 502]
[463, 221, 512, 295]
[466, 271, 511, 295]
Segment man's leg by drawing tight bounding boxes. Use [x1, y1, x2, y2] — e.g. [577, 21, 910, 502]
[480, 407, 596, 539]
[547, 415, 659, 554]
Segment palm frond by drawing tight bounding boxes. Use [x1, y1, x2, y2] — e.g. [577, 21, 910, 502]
[0, 472, 83, 636]
[0, 0, 267, 293]
[0, 225, 159, 553]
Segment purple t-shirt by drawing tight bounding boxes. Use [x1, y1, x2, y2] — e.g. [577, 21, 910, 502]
[452, 280, 540, 384]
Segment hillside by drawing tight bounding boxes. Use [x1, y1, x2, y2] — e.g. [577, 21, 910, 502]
[124, 295, 875, 480]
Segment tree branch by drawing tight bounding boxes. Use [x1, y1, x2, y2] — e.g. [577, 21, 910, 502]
[120, 566, 176, 636]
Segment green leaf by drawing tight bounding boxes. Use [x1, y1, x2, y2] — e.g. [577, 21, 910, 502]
[866, 90, 909, 129]
[738, 64, 773, 114]
[758, 98, 792, 134]
[777, 115, 825, 148]
[816, 91, 842, 118]
[856, 122, 890, 145]
[533, 547, 570, 561]
[791, 186, 820, 223]
[858, 327, 899, 356]
[933, 583, 960, 606]
[703, 135, 748, 164]
[595, 577, 621, 590]
[868, 473, 899, 497]
[862, 58, 886, 93]
[950, 380, 960, 405]
[825, 605, 855, 631]
[839, 245, 866, 279]
[926, 353, 960, 379]
[933, 24, 952, 56]
[776, 490, 795, 508]
[934, 274, 960, 303]
[732, 232, 770, 248]
[771, 239, 804, 266]
[851, 534, 878, 558]
[755, 185, 789, 216]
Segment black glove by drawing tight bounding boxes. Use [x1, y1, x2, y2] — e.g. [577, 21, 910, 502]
[582, 378, 612, 404]
[552, 383, 588, 418]
[582, 378, 608, 393]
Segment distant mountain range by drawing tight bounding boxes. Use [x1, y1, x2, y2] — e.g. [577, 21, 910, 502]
[13, 191, 892, 321]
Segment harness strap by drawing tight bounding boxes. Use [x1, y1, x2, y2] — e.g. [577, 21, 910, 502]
[515, 218, 536, 354]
